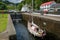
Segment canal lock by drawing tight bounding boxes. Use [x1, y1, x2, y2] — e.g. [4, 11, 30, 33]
[10, 13, 60, 40]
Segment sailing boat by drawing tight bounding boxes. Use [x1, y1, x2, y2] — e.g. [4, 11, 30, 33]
[27, 13, 46, 37]
[27, 0, 46, 37]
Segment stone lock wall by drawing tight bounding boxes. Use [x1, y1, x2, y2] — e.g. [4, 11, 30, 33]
[22, 13, 60, 39]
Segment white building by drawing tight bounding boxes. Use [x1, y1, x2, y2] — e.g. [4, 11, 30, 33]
[21, 4, 30, 12]
[40, 1, 56, 11]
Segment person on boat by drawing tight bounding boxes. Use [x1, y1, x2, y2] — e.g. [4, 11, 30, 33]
[30, 22, 46, 37]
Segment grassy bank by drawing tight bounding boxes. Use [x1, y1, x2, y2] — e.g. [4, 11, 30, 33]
[0, 14, 8, 33]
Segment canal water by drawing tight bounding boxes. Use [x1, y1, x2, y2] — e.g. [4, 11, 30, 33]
[14, 22, 35, 40]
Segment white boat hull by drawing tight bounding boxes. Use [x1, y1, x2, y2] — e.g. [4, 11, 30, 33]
[27, 21, 46, 37]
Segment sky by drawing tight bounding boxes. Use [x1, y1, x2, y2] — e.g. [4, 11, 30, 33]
[8, 0, 23, 3]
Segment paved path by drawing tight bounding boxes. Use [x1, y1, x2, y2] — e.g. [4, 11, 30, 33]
[22, 13, 60, 22]
[0, 14, 16, 40]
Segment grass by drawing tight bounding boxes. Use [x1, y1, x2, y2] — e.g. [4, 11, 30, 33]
[0, 14, 8, 33]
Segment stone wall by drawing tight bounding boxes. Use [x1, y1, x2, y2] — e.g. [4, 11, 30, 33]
[22, 13, 60, 39]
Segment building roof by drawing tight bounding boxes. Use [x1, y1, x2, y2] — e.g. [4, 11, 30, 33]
[50, 3, 60, 8]
[41, 1, 55, 6]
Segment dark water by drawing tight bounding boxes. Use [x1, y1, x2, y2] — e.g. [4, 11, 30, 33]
[14, 22, 35, 40]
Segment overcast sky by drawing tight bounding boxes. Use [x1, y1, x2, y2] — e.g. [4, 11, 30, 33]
[8, 0, 23, 3]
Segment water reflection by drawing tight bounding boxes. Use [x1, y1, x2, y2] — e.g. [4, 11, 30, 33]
[14, 22, 35, 40]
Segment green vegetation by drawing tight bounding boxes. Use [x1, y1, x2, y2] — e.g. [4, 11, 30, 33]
[0, 14, 8, 33]
[0, 10, 8, 12]
[0, 0, 60, 10]
[17, 0, 60, 10]
[0, 2, 7, 10]
[7, 5, 15, 10]
[17, 2, 24, 10]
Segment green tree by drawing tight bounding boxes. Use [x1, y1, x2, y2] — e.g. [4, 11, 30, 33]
[0, 0, 2, 2]
[23, 0, 43, 10]
[42, 0, 51, 3]
[55, 0, 60, 3]
[17, 2, 24, 10]
[0, 2, 7, 10]
[34, 0, 42, 10]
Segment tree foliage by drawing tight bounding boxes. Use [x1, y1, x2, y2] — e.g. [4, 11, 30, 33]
[34, 0, 42, 10]
[20, 0, 52, 10]
[17, 1, 24, 10]
[55, 0, 60, 3]
[1, 0, 59, 10]
[0, 2, 7, 10]
[3, 1, 13, 5]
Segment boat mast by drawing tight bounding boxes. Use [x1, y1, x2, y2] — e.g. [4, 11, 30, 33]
[32, 0, 34, 23]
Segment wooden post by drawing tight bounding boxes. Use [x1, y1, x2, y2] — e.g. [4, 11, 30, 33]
[2, 10, 4, 17]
